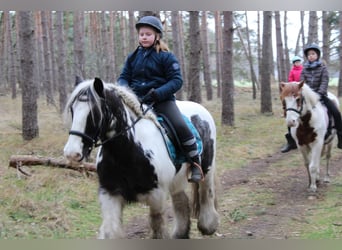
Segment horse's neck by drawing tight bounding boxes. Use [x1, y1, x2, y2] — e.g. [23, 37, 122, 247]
[123, 99, 160, 130]
[302, 88, 320, 113]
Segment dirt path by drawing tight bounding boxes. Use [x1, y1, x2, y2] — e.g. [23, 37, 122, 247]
[219, 151, 337, 239]
[123, 151, 342, 239]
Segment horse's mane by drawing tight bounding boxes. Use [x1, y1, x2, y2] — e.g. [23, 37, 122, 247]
[107, 84, 159, 126]
[301, 83, 320, 109]
[64, 79, 159, 127]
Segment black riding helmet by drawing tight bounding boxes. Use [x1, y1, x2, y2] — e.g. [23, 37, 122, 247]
[303, 43, 321, 59]
[135, 16, 163, 38]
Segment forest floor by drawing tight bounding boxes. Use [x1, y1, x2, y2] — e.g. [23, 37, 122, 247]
[1, 86, 342, 239]
[123, 150, 342, 239]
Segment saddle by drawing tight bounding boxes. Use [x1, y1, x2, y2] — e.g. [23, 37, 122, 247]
[156, 113, 203, 169]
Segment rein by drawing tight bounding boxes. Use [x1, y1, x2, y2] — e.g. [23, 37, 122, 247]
[69, 100, 154, 150]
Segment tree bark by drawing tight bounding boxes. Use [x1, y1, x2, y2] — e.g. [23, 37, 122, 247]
[338, 11, 342, 97]
[73, 11, 86, 80]
[9, 155, 96, 174]
[214, 11, 223, 98]
[245, 11, 259, 98]
[41, 11, 54, 105]
[322, 11, 331, 65]
[6, 12, 17, 99]
[221, 11, 234, 126]
[171, 11, 184, 100]
[18, 11, 39, 140]
[260, 11, 273, 114]
[201, 11, 213, 101]
[275, 11, 286, 84]
[187, 11, 202, 103]
[307, 11, 318, 45]
[55, 11, 67, 112]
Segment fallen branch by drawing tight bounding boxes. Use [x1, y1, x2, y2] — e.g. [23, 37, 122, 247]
[8, 155, 96, 175]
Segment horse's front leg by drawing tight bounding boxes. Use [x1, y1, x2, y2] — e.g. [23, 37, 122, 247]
[299, 146, 311, 186]
[146, 188, 170, 239]
[308, 142, 324, 192]
[98, 188, 124, 239]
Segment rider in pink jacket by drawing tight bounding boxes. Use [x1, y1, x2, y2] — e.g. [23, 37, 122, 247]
[281, 56, 303, 153]
[288, 56, 303, 82]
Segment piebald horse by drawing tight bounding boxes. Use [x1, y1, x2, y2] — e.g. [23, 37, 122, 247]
[280, 80, 339, 192]
[63, 78, 219, 238]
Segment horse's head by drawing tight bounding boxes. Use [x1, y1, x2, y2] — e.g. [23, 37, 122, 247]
[64, 77, 107, 162]
[280, 80, 305, 127]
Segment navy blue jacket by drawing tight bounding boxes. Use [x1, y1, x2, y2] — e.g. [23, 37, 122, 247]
[118, 46, 183, 102]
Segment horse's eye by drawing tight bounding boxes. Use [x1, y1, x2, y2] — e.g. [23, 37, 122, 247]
[78, 93, 89, 102]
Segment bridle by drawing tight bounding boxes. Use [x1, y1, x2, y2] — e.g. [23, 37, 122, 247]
[285, 94, 305, 116]
[68, 97, 153, 157]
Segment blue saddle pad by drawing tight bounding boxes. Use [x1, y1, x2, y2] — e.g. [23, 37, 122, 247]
[157, 114, 203, 167]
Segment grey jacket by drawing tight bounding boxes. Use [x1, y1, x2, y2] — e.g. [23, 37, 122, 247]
[300, 61, 329, 96]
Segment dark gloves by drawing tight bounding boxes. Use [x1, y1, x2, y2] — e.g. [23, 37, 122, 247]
[141, 88, 158, 104]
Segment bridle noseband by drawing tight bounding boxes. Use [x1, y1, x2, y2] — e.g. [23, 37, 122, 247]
[68, 98, 148, 155]
[285, 94, 305, 115]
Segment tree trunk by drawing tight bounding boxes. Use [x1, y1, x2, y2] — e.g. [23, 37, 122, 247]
[55, 11, 67, 112]
[260, 11, 273, 114]
[128, 11, 136, 53]
[221, 11, 234, 126]
[322, 11, 331, 65]
[245, 11, 259, 98]
[178, 12, 188, 94]
[18, 11, 39, 140]
[201, 11, 213, 101]
[214, 11, 223, 98]
[73, 11, 86, 80]
[275, 11, 286, 84]
[100, 11, 110, 81]
[6, 12, 17, 99]
[119, 11, 128, 70]
[283, 11, 291, 76]
[34, 12, 43, 96]
[0, 12, 6, 90]
[108, 11, 117, 82]
[338, 11, 342, 97]
[171, 11, 184, 100]
[41, 11, 54, 105]
[300, 11, 305, 48]
[48, 12, 57, 92]
[257, 11, 262, 88]
[187, 11, 201, 103]
[307, 11, 318, 45]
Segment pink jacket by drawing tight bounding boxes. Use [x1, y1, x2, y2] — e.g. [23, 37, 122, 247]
[288, 65, 303, 82]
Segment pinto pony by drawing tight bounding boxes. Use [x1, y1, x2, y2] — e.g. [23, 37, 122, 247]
[280, 81, 339, 192]
[63, 78, 219, 238]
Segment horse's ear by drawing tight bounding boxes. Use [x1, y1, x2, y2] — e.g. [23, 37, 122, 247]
[94, 77, 105, 98]
[298, 80, 305, 89]
[279, 82, 286, 91]
[75, 75, 83, 86]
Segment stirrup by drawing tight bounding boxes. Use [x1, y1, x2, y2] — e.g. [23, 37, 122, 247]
[187, 162, 204, 183]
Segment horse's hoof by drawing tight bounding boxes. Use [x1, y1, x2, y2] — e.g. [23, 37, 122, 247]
[307, 195, 317, 200]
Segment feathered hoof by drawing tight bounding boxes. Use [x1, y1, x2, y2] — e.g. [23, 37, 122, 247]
[197, 213, 220, 235]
